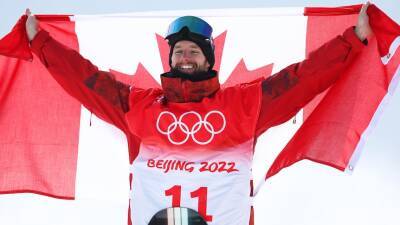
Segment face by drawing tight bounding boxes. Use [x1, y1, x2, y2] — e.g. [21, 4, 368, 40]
[171, 40, 210, 74]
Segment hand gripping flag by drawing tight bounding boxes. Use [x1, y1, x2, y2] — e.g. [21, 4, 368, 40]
[265, 4, 400, 179]
[0, 4, 399, 225]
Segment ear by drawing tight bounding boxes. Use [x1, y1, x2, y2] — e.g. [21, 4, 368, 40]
[206, 61, 211, 70]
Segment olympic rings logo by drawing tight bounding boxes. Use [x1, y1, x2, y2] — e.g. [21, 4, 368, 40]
[156, 111, 226, 145]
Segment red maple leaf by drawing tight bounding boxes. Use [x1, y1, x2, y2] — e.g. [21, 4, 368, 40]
[110, 63, 160, 89]
[110, 31, 274, 89]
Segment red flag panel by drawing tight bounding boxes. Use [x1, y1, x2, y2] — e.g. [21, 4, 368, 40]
[0, 16, 80, 199]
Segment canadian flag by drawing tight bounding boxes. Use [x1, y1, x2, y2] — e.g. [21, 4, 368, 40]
[0, 4, 399, 225]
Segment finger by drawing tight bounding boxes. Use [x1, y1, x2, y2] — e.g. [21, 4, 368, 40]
[361, 2, 370, 13]
[365, 1, 371, 13]
[360, 4, 367, 14]
[25, 8, 31, 16]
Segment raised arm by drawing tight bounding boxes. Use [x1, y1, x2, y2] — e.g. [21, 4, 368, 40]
[255, 3, 372, 136]
[26, 9, 131, 132]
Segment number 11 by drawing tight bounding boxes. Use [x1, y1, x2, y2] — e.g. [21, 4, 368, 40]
[165, 185, 213, 222]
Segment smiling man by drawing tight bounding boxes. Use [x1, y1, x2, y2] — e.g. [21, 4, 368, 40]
[171, 40, 210, 74]
[24, 4, 371, 225]
[159, 18, 219, 103]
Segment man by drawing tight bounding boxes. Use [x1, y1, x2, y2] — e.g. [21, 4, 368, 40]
[25, 3, 371, 225]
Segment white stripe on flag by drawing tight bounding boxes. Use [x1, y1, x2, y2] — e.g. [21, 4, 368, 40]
[73, 6, 307, 205]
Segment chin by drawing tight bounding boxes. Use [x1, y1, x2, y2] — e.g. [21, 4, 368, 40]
[174, 68, 195, 75]
[180, 70, 195, 74]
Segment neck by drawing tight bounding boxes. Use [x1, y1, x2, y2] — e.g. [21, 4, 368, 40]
[160, 70, 220, 103]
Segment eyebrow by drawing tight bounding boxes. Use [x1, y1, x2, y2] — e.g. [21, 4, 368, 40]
[174, 44, 201, 49]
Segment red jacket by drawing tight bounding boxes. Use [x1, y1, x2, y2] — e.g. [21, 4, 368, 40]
[31, 26, 364, 143]
[30, 26, 365, 225]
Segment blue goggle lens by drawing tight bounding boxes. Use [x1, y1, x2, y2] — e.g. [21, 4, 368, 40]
[166, 16, 213, 40]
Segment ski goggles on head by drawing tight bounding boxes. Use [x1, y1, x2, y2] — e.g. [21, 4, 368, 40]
[165, 16, 213, 40]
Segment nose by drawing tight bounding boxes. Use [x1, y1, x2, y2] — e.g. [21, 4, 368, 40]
[176, 53, 192, 65]
[181, 51, 192, 60]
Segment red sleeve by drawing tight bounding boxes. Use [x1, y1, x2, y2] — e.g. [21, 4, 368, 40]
[30, 30, 130, 132]
[255, 27, 366, 136]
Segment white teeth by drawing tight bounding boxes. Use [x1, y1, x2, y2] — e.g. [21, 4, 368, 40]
[180, 65, 194, 69]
